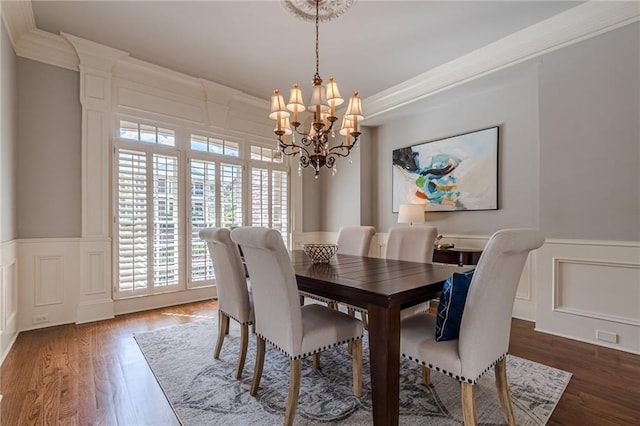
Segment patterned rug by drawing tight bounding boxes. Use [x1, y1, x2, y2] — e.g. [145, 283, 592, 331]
[134, 317, 571, 425]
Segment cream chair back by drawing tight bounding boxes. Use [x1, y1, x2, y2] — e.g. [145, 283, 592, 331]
[336, 226, 376, 257]
[386, 226, 438, 263]
[199, 227, 252, 323]
[230, 227, 304, 357]
[458, 228, 544, 380]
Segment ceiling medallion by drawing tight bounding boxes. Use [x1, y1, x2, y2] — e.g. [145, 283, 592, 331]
[281, 0, 356, 22]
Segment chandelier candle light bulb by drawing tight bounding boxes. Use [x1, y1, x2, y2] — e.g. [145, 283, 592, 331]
[270, 0, 364, 177]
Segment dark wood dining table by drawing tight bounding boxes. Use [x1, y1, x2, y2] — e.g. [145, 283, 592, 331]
[291, 250, 463, 425]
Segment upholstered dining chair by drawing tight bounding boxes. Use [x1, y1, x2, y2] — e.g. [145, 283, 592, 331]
[400, 228, 544, 426]
[336, 225, 376, 256]
[231, 227, 364, 426]
[386, 225, 438, 263]
[199, 227, 254, 379]
[387, 225, 439, 318]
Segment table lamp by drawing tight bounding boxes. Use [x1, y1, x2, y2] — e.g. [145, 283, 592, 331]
[398, 204, 425, 226]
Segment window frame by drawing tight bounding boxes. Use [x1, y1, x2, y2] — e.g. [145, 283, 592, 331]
[112, 118, 291, 299]
[113, 137, 184, 299]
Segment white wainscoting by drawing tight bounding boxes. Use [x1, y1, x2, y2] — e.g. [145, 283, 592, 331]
[1, 240, 19, 364]
[536, 239, 640, 355]
[17, 238, 81, 331]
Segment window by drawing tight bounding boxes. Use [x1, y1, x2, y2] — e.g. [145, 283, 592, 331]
[114, 121, 290, 298]
[191, 134, 239, 157]
[250, 144, 289, 247]
[120, 120, 175, 146]
[187, 159, 243, 285]
[116, 147, 180, 297]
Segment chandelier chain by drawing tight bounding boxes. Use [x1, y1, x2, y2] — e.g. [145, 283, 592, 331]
[315, 0, 320, 79]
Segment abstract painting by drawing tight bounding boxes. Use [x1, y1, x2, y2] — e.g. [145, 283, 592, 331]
[392, 127, 499, 212]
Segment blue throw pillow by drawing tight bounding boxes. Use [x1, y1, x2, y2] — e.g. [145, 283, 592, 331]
[435, 269, 474, 341]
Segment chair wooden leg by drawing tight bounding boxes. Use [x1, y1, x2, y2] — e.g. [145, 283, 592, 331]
[461, 382, 477, 426]
[214, 311, 228, 359]
[284, 359, 302, 426]
[495, 357, 516, 426]
[250, 336, 266, 396]
[312, 353, 320, 369]
[235, 324, 249, 379]
[351, 338, 363, 397]
[422, 367, 431, 386]
[361, 312, 368, 330]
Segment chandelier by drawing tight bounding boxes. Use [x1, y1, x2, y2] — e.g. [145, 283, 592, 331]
[269, 0, 364, 178]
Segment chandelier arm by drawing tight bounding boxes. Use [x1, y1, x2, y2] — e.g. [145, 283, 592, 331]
[326, 135, 359, 157]
[325, 155, 336, 169]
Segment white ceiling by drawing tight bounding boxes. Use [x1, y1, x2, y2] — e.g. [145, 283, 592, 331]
[31, 1, 582, 105]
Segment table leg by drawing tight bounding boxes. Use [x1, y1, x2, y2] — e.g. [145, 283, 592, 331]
[367, 303, 401, 426]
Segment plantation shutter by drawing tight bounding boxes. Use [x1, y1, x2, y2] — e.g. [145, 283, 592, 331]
[153, 154, 180, 288]
[250, 166, 289, 248]
[117, 149, 148, 294]
[190, 159, 217, 283]
[220, 163, 243, 228]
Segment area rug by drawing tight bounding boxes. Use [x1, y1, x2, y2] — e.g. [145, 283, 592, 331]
[134, 318, 571, 425]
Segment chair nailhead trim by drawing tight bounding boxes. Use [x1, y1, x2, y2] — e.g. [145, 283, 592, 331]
[258, 333, 363, 360]
[221, 310, 254, 327]
[401, 352, 508, 384]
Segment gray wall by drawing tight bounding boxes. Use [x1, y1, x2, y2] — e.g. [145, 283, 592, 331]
[302, 167, 322, 232]
[1, 21, 17, 242]
[369, 23, 638, 241]
[539, 24, 639, 241]
[17, 58, 81, 238]
[373, 62, 541, 235]
[302, 126, 375, 232]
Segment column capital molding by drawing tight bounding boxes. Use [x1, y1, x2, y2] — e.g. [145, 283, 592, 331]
[62, 32, 129, 72]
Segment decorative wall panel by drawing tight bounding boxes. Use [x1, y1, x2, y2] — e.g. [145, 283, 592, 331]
[34, 255, 64, 306]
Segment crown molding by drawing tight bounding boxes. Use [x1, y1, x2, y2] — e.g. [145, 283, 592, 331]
[0, 0, 35, 49]
[363, 1, 640, 124]
[15, 29, 78, 71]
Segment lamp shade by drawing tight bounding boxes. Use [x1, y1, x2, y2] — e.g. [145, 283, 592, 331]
[398, 204, 425, 225]
[286, 84, 306, 112]
[326, 76, 344, 107]
[269, 90, 290, 120]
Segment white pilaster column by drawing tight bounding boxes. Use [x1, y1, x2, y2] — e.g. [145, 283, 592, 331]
[63, 34, 129, 323]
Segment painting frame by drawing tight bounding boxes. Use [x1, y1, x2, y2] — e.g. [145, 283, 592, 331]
[392, 126, 499, 213]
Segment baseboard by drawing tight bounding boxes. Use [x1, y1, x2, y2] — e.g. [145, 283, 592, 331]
[76, 299, 115, 324]
[534, 326, 640, 356]
[0, 331, 19, 367]
[114, 286, 216, 316]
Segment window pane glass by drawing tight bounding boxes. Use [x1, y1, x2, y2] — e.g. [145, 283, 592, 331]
[191, 159, 216, 282]
[191, 134, 208, 152]
[117, 149, 148, 292]
[220, 163, 242, 228]
[140, 124, 157, 143]
[250, 146, 262, 160]
[208, 138, 224, 155]
[119, 121, 139, 140]
[224, 141, 240, 157]
[153, 154, 179, 287]
[261, 147, 272, 162]
[158, 127, 176, 146]
[273, 150, 284, 164]
[251, 168, 269, 227]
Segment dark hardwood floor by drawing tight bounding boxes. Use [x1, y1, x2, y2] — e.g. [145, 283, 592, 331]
[2, 300, 639, 425]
